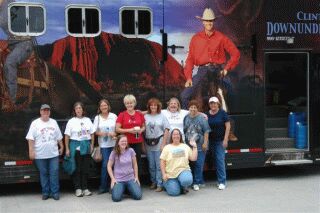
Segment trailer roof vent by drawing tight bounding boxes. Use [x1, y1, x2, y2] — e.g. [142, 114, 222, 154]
[65, 4, 101, 37]
[119, 6, 153, 38]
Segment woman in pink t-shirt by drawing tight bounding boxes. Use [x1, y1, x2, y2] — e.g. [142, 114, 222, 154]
[107, 135, 142, 202]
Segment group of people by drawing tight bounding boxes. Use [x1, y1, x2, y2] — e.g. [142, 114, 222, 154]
[25, 6, 238, 202]
[26, 94, 231, 201]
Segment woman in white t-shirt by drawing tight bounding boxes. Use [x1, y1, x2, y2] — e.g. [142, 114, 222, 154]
[65, 102, 95, 197]
[161, 97, 189, 141]
[26, 104, 63, 200]
[93, 99, 117, 194]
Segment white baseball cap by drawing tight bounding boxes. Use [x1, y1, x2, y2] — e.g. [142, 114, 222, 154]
[208, 97, 219, 103]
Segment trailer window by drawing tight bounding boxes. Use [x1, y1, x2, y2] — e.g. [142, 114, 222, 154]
[66, 5, 101, 37]
[120, 7, 153, 38]
[8, 3, 46, 36]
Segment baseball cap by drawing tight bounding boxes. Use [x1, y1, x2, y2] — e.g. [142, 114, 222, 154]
[208, 97, 219, 103]
[40, 104, 51, 110]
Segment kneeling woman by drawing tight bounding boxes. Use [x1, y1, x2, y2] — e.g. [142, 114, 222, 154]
[107, 135, 142, 202]
[160, 129, 198, 196]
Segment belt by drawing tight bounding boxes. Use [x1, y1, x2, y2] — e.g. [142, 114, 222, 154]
[199, 63, 220, 67]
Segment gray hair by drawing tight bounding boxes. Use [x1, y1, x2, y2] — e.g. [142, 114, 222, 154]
[123, 94, 137, 106]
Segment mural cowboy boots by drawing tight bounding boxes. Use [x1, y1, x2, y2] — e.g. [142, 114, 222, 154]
[228, 117, 238, 141]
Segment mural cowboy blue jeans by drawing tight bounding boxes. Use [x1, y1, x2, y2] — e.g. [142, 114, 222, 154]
[180, 65, 232, 109]
[35, 156, 60, 197]
[4, 40, 33, 103]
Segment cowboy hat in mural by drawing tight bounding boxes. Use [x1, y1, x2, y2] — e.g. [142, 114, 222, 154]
[196, 8, 216, 21]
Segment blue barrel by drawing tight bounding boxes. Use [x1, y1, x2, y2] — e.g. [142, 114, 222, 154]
[288, 112, 306, 138]
[295, 122, 307, 149]
[288, 112, 296, 138]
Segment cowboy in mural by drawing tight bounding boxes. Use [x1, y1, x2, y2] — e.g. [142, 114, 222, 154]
[0, 0, 33, 106]
[180, 8, 240, 141]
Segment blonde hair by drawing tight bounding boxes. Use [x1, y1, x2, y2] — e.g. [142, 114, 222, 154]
[167, 97, 181, 112]
[123, 94, 137, 106]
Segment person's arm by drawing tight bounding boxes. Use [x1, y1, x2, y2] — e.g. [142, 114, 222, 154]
[58, 140, 64, 155]
[115, 122, 135, 134]
[202, 132, 209, 152]
[161, 129, 169, 151]
[65, 135, 70, 157]
[189, 140, 198, 161]
[221, 36, 240, 76]
[90, 134, 94, 153]
[160, 159, 168, 182]
[184, 36, 196, 87]
[107, 159, 117, 188]
[223, 121, 231, 148]
[132, 156, 140, 185]
[28, 140, 35, 160]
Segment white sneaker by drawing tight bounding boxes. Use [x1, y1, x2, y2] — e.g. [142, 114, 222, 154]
[75, 189, 83, 197]
[218, 183, 226, 190]
[193, 184, 200, 191]
[83, 189, 92, 196]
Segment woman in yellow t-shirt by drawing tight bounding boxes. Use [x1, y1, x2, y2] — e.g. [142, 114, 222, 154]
[160, 128, 198, 196]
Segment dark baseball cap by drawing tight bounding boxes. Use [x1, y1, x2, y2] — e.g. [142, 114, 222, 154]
[40, 104, 51, 110]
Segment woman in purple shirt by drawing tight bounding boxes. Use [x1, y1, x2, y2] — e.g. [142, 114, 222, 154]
[107, 135, 142, 202]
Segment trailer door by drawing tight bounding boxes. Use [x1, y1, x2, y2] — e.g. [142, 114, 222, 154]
[310, 53, 320, 163]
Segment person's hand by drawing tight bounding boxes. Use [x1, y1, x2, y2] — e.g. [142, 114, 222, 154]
[90, 144, 94, 153]
[135, 178, 141, 186]
[59, 147, 64, 155]
[29, 149, 35, 160]
[109, 132, 116, 138]
[202, 143, 208, 152]
[223, 139, 228, 148]
[162, 173, 168, 182]
[160, 143, 166, 151]
[142, 145, 146, 154]
[111, 178, 117, 189]
[185, 79, 193, 87]
[65, 148, 70, 157]
[189, 139, 197, 148]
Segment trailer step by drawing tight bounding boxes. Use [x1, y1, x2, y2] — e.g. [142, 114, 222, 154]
[271, 159, 313, 166]
[266, 105, 288, 117]
[265, 128, 288, 138]
[265, 137, 295, 149]
[266, 117, 287, 128]
[265, 148, 308, 154]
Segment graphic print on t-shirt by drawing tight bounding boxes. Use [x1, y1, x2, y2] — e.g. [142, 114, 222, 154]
[185, 121, 201, 143]
[40, 127, 56, 143]
[172, 148, 185, 158]
[78, 122, 90, 139]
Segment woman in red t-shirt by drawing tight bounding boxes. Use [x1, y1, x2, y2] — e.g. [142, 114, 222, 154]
[116, 94, 145, 174]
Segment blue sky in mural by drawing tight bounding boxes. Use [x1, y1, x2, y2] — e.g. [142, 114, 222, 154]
[0, 0, 207, 62]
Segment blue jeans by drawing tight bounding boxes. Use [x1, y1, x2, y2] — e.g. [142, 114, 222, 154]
[111, 180, 142, 202]
[4, 40, 33, 103]
[180, 65, 232, 109]
[99, 147, 113, 192]
[210, 140, 226, 184]
[35, 156, 60, 196]
[146, 150, 162, 187]
[163, 170, 193, 196]
[192, 150, 206, 185]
